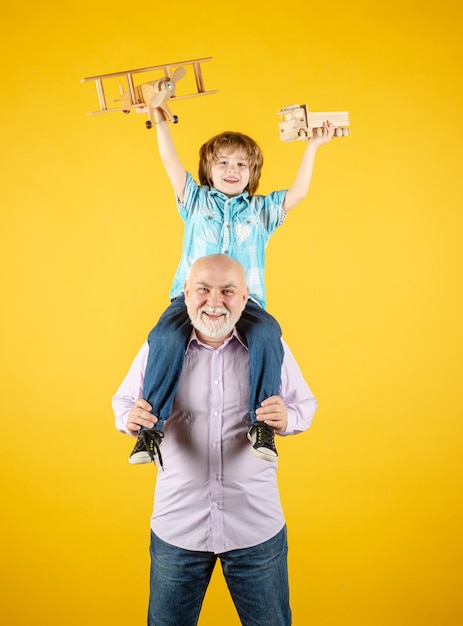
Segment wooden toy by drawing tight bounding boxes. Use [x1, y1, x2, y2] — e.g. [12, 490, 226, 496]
[278, 104, 350, 142]
[81, 57, 218, 129]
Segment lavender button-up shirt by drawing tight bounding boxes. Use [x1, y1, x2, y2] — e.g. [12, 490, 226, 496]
[113, 330, 317, 554]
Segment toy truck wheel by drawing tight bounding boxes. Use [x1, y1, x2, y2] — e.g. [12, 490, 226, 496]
[335, 127, 343, 137]
[146, 120, 153, 129]
[342, 128, 350, 136]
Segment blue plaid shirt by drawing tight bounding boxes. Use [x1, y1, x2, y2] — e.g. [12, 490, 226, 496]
[170, 173, 287, 309]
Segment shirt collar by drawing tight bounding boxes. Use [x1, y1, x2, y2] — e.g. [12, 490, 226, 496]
[209, 187, 250, 205]
[187, 327, 248, 351]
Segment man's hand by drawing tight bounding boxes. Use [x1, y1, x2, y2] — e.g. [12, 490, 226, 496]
[126, 398, 158, 436]
[255, 396, 288, 433]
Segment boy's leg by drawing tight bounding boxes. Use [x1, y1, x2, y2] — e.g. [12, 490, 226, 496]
[220, 526, 292, 626]
[144, 296, 191, 428]
[148, 531, 216, 626]
[129, 296, 191, 465]
[236, 301, 284, 462]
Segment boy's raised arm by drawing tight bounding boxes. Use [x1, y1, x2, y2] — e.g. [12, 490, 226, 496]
[153, 108, 187, 203]
[282, 120, 335, 213]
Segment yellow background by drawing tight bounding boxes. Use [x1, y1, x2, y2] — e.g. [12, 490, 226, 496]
[2, 0, 462, 624]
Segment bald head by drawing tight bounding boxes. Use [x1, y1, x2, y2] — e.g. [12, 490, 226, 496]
[184, 255, 249, 345]
[187, 254, 246, 285]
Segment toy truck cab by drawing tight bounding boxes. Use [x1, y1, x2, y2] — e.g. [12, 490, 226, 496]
[278, 104, 311, 142]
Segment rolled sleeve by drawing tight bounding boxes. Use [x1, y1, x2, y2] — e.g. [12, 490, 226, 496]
[279, 340, 318, 436]
[112, 342, 149, 436]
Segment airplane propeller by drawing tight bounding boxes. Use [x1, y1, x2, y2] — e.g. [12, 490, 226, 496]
[150, 67, 186, 109]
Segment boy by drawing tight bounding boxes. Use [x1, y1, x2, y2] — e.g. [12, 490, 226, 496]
[129, 107, 333, 466]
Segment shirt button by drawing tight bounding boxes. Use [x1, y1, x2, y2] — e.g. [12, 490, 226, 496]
[214, 380, 219, 385]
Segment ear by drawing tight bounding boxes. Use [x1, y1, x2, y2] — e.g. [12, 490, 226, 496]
[242, 287, 249, 309]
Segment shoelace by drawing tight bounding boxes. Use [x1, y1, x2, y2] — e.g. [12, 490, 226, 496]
[255, 424, 276, 450]
[142, 430, 165, 469]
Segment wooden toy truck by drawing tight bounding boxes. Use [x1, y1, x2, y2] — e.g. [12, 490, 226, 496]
[278, 104, 350, 142]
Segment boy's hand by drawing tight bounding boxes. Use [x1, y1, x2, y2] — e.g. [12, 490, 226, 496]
[255, 396, 288, 433]
[135, 106, 168, 124]
[309, 119, 335, 147]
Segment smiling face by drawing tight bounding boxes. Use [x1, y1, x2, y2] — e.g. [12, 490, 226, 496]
[184, 255, 249, 345]
[209, 149, 251, 197]
[198, 132, 263, 197]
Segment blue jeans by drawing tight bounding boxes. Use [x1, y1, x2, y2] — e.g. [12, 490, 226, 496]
[143, 296, 283, 430]
[148, 526, 291, 626]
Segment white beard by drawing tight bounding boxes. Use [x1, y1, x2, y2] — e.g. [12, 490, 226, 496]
[191, 306, 236, 339]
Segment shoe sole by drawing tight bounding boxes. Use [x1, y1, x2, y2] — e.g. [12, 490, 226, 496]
[128, 454, 153, 465]
[250, 447, 278, 462]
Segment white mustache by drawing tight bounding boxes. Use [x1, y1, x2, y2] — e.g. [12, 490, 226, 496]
[199, 307, 228, 316]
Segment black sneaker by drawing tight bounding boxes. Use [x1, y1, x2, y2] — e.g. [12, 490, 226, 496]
[129, 429, 164, 467]
[247, 423, 278, 462]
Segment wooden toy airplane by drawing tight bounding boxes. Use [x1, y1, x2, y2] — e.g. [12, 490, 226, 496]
[81, 57, 218, 129]
[278, 104, 350, 142]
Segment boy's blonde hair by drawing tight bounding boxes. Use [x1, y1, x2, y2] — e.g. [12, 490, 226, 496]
[198, 131, 264, 197]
